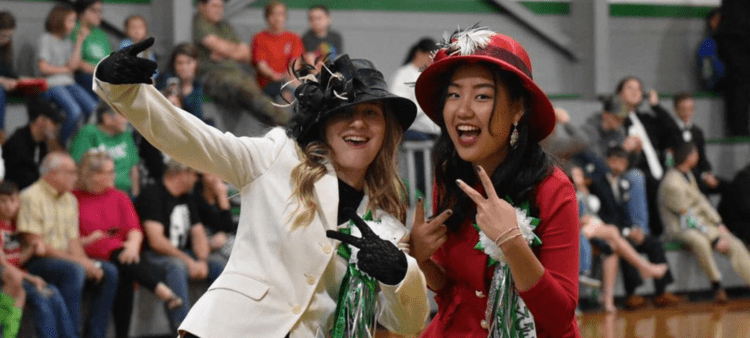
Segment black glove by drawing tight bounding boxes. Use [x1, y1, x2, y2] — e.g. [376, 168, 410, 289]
[96, 37, 158, 85]
[327, 209, 407, 285]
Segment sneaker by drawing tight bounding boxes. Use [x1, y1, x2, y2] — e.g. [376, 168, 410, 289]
[579, 275, 602, 288]
[625, 295, 648, 310]
[653, 292, 681, 307]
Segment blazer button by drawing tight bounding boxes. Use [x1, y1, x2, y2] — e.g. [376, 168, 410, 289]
[306, 274, 316, 285]
[322, 244, 333, 254]
[480, 319, 488, 329]
[292, 305, 302, 314]
[475, 290, 486, 298]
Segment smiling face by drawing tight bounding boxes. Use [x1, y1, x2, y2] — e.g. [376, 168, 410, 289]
[325, 102, 386, 189]
[442, 64, 524, 173]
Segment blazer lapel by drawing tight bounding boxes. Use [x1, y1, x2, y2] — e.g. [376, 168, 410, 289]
[314, 162, 340, 232]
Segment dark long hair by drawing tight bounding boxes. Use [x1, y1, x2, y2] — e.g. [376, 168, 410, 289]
[433, 63, 553, 231]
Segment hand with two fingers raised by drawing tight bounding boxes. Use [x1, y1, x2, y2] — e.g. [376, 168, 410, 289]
[326, 209, 407, 285]
[96, 37, 158, 85]
[456, 166, 519, 246]
[409, 198, 452, 264]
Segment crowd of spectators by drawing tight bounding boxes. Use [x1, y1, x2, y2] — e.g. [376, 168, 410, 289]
[0, 0, 747, 336]
[544, 82, 750, 313]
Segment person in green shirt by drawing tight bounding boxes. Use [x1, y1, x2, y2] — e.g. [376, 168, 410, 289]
[70, 102, 140, 196]
[71, 0, 111, 98]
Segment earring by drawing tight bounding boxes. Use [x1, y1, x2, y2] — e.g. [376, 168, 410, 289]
[510, 122, 519, 148]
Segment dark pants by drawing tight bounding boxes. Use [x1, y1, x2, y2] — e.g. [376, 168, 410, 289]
[621, 235, 673, 296]
[201, 69, 288, 126]
[718, 34, 750, 136]
[110, 247, 168, 338]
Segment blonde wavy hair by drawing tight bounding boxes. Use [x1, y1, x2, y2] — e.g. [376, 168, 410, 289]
[289, 109, 407, 229]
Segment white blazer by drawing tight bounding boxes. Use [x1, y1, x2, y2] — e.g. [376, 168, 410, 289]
[93, 76, 429, 338]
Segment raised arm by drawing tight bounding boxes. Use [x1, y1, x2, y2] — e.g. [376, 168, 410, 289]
[93, 38, 286, 188]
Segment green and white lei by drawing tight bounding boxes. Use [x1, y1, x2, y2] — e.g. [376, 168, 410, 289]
[472, 199, 542, 338]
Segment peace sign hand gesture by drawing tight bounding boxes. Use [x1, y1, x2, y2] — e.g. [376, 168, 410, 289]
[96, 37, 158, 85]
[456, 166, 519, 245]
[326, 209, 407, 285]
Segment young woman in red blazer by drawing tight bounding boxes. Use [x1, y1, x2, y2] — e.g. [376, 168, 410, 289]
[410, 26, 580, 338]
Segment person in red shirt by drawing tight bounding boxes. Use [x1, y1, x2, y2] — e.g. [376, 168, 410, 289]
[410, 26, 580, 337]
[73, 149, 183, 338]
[250, 0, 303, 103]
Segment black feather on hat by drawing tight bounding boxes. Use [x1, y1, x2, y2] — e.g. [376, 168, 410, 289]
[285, 54, 416, 148]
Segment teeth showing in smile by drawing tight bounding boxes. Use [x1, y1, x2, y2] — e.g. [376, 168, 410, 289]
[344, 136, 368, 144]
[457, 125, 480, 135]
[457, 125, 479, 131]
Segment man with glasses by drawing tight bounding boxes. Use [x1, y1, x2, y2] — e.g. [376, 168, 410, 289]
[17, 152, 118, 338]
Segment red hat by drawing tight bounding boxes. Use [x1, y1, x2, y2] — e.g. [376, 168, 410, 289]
[415, 26, 555, 142]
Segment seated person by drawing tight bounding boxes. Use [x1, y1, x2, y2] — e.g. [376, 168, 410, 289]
[0, 180, 77, 338]
[156, 43, 205, 122]
[588, 147, 679, 310]
[118, 15, 156, 63]
[572, 96, 651, 233]
[2, 96, 63, 189]
[71, 0, 111, 98]
[69, 102, 140, 196]
[0, 11, 47, 144]
[718, 162, 750, 243]
[660, 92, 726, 194]
[193, 0, 287, 126]
[658, 142, 750, 303]
[135, 158, 224, 332]
[74, 150, 182, 338]
[17, 152, 117, 338]
[193, 172, 237, 264]
[250, 0, 303, 102]
[302, 5, 343, 67]
[0, 11, 18, 143]
[37, 4, 98, 146]
[571, 165, 668, 313]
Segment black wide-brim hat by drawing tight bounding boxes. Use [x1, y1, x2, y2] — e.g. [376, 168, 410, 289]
[287, 55, 417, 147]
[415, 26, 555, 142]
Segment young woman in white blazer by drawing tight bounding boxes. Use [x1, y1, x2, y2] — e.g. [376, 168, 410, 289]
[93, 39, 438, 338]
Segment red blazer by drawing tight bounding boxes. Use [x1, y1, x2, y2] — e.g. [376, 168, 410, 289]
[422, 168, 580, 338]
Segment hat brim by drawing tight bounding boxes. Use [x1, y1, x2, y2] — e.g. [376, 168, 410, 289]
[321, 93, 417, 133]
[415, 54, 555, 142]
